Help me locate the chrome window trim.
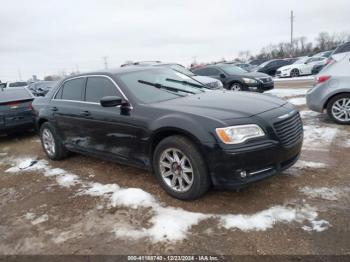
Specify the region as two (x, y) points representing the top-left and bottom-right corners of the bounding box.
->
(52, 74), (133, 109)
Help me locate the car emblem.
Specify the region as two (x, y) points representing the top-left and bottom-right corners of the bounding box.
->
(278, 110), (296, 119)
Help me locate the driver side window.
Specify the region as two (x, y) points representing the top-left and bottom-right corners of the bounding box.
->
(85, 77), (121, 103)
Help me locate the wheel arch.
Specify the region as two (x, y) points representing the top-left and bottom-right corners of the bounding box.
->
(150, 127), (204, 156)
(324, 92), (350, 110)
(37, 117), (49, 130)
(149, 127), (209, 170)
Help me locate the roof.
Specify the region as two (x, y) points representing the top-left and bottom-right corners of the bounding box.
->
(60, 66), (162, 81)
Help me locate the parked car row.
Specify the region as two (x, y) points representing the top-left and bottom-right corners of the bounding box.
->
(2, 41), (349, 200)
(0, 80), (57, 97)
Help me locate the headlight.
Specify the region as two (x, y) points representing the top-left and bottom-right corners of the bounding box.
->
(215, 124), (265, 144)
(217, 81), (223, 88)
(242, 78), (258, 84)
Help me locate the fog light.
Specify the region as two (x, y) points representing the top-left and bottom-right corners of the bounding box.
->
(239, 170), (247, 178)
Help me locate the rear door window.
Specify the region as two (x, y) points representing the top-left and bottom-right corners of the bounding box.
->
(60, 78), (85, 101)
(85, 77), (120, 103)
(194, 68), (220, 76)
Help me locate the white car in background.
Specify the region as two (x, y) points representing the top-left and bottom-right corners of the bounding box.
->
(276, 56), (327, 78)
(0, 81), (28, 89)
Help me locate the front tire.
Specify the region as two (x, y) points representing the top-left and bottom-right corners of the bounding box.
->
(290, 69), (300, 78)
(40, 122), (69, 160)
(327, 94), (350, 125)
(229, 82), (243, 91)
(153, 135), (211, 200)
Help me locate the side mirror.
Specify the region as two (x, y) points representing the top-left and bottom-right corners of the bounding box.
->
(100, 96), (123, 107)
(220, 73), (226, 79)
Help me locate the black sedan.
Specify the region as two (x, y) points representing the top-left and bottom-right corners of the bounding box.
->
(252, 59), (293, 76)
(0, 87), (35, 135)
(27, 81), (58, 97)
(32, 67), (302, 200)
(192, 64), (274, 92)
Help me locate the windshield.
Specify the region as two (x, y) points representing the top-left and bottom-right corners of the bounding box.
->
(293, 57), (309, 64)
(118, 68), (204, 104)
(256, 60), (271, 68)
(218, 65), (247, 74)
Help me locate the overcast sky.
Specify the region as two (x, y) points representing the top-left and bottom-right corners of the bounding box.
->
(1, 0), (349, 81)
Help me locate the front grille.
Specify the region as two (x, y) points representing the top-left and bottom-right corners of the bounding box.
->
(274, 112), (303, 147)
(259, 77), (272, 83)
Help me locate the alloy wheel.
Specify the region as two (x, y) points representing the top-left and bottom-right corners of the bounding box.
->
(290, 69), (299, 78)
(230, 84), (242, 91)
(331, 98), (350, 122)
(159, 148), (194, 192)
(42, 128), (56, 157)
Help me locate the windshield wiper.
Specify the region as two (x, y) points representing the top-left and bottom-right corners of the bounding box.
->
(165, 78), (206, 89)
(137, 80), (196, 95)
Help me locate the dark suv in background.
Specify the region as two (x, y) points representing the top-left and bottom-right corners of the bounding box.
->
(253, 59), (294, 76)
(192, 64), (273, 92)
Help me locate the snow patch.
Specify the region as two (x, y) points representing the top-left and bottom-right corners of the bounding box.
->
(25, 213), (49, 225)
(266, 88), (308, 98)
(5, 158), (48, 173)
(303, 125), (338, 150)
(219, 206), (296, 231)
(293, 160), (326, 169)
(300, 187), (340, 201)
(302, 220), (329, 232)
(3, 156), (330, 242)
(300, 110), (320, 119)
(288, 97), (306, 106)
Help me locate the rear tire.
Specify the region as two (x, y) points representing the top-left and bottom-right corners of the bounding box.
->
(40, 122), (69, 160)
(326, 94), (350, 125)
(153, 135), (211, 200)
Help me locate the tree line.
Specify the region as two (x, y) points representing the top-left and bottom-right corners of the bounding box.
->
(237, 31), (350, 62)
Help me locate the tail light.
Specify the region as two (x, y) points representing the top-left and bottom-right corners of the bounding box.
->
(6, 102), (19, 108)
(315, 75), (331, 84)
(324, 57), (334, 66)
(28, 102), (33, 110)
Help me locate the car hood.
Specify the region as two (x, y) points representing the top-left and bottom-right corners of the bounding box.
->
(152, 90), (287, 121)
(192, 75), (220, 84)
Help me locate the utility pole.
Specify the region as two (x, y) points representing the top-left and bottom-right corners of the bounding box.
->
(103, 56), (108, 70)
(290, 10), (294, 46)
(17, 69), (22, 81)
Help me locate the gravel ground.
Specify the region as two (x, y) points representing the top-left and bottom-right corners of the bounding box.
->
(0, 80), (349, 255)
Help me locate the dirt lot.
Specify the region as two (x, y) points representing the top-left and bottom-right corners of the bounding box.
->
(0, 79), (349, 256)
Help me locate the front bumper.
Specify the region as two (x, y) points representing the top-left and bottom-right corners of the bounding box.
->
(247, 82), (274, 93)
(204, 138), (302, 189)
(276, 70), (290, 78)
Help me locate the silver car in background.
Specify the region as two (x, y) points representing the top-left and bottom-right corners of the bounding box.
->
(306, 41), (350, 124)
